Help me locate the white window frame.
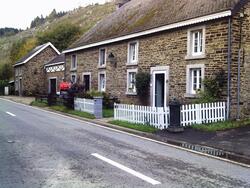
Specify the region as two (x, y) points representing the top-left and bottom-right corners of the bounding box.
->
(71, 73), (77, 84)
(99, 48), (107, 68)
(186, 64), (205, 97)
(126, 68), (138, 95)
(127, 41), (139, 65)
(48, 77), (57, 94)
(82, 72), (92, 91)
(186, 26), (206, 59)
(98, 71), (106, 92)
(71, 54), (77, 70)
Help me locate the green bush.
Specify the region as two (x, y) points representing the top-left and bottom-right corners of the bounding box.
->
(37, 22), (81, 51)
(195, 70), (226, 103)
(0, 80), (8, 95)
(135, 72), (151, 97)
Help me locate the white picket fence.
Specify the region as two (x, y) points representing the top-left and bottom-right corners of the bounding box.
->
(181, 102), (226, 126)
(74, 98), (95, 114)
(114, 102), (226, 129)
(114, 103), (169, 129)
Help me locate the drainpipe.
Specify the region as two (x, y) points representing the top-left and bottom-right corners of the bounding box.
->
(237, 49), (242, 120)
(237, 12), (244, 120)
(227, 18), (232, 120)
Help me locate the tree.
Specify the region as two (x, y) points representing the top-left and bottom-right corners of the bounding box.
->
(0, 63), (12, 81)
(37, 22), (81, 51)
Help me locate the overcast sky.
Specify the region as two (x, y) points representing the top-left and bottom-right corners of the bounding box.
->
(0, 0), (108, 29)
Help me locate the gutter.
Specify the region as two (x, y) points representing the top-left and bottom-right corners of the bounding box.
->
(63, 10), (232, 54)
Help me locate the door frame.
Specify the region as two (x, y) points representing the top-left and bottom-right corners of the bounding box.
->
(150, 66), (169, 107)
(82, 72), (92, 91)
(48, 77), (57, 94)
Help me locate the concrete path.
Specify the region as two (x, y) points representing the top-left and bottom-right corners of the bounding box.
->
(0, 96), (35, 105)
(0, 99), (250, 188)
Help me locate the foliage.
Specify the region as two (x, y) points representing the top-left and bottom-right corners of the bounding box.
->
(195, 70), (226, 103)
(37, 22), (81, 51)
(109, 120), (159, 133)
(30, 9), (67, 28)
(192, 119), (250, 132)
(135, 72), (151, 97)
(0, 63), (12, 80)
(9, 37), (37, 64)
(0, 27), (21, 37)
(30, 101), (48, 107)
(0, 80), (8, 95)
(103, 108), (114, 118)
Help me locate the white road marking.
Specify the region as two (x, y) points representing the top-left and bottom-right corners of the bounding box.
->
(91, 153), (161, 185)
(6, 112), (16, 117)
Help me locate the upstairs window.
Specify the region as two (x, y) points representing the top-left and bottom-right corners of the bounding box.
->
(99, 48), (106, 67)
(192, 30), (203, 55)
(71, 55), (77, 70)
(128, 41), (139, 64)
(186, 27), (205, 59)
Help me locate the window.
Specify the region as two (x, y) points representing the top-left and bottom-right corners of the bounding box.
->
(71, 74), (76, 83)
(98, 72), (106, 92)
(186, 64), (205, 96)
(99, 48), (106, 67)
(128, 41), (139, 64)
(127, 69), (137, 94)
(71, 55), (77, 70)
(187, 27), (205, 59)
(192, 30), (203, 55)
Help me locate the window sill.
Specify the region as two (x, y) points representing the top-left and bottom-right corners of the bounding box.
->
(126, 92), (137, 96)
(70, 68), (77, 72)
(98, 65), (106, 69)
(185, 54), (206, 60)
(184, 93), (199, 98)
(126, 62), (138, 66)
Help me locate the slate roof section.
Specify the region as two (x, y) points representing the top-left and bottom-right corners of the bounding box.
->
(44, 54), (65, 67)
(67, 0), (242, 51)
(14, 42), (60, 67)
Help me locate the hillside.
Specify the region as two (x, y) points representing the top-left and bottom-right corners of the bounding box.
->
(0, 2), (116, 65)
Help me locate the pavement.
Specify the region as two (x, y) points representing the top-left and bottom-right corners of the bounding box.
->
(0, 98), (250, 188)
(0, 95), (35, 105)
(156, 126), (250, 157)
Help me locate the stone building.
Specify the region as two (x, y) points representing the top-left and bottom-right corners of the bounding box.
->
(44, 54), (65, 95)
(63, 0), (250, 119)
(14, 42), (60, 96)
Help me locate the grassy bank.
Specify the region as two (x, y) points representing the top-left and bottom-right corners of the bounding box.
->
(192, 119), (250, 132)
(109, 120), (158, 133)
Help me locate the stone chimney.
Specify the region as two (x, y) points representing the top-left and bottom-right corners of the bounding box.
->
(115, 0), (131, 9)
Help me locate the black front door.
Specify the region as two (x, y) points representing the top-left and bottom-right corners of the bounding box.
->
(83, 75), (90, 91)
(50, 79), (57, 95)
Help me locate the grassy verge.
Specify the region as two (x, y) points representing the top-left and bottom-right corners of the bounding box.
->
(31, 101), (95, 119)
(103, 108), (114, 118)
(109, 120), (158, 133)
(192, 119), (250, 132)
(30, 100), (48, 107)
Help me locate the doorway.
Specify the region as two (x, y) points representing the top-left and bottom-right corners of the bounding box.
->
(83, 73), (91, 92)
(49, 78), (57, 95)
(151, 66), (169, 107)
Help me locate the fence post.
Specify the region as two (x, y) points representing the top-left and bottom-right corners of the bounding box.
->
(114, 103), (117, 119)
(168, 99), (184, 132)
(93, 96), (103, 119)
(196, 104), (202, 124)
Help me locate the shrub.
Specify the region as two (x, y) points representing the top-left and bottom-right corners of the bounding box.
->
(195, 70), (226, 103)
(0, 80), (8, 95)
(135, 72), (151, 97)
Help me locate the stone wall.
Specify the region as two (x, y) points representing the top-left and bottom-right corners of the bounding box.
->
(15, 46), (58, 96)
(65, 19), (230, 105)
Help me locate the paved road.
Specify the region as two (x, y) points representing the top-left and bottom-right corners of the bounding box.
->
(0, 99), (250, 188)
